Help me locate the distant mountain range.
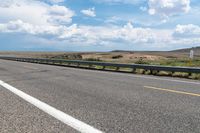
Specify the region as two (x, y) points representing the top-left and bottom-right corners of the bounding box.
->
(110, 50), (134, 53)
(171, 47), (200, 53)
(111, 47), (200, 53)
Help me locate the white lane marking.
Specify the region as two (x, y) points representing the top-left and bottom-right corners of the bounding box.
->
(0, 80), (103, 133)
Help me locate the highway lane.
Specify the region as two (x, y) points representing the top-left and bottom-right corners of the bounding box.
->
(0, 59), (200, 133)
(0, 86), (78, 133)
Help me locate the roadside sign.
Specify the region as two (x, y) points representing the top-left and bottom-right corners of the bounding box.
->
(190, 49), (194, 59)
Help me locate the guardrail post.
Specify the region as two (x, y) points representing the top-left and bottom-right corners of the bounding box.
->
(132, 68), (136, 73)
(153, 70), (159, 75)
(89, 64), (93, 68)
(188, 73), (192, 77)
(143, 69), (147, 74)
(168, 71), (174, 76)
(102, 66), (106, 70)
(149, 70), (153, 75)
(116, 67), (120, 71)
(141, 69), (145, 74)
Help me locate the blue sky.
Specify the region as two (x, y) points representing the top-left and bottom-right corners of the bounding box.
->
(0, 0), (200, 51)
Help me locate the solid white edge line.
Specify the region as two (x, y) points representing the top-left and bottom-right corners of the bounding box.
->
(0, 80), (103, 133)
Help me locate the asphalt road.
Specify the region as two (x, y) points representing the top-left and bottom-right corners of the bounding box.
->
(0, 59), (200, 133)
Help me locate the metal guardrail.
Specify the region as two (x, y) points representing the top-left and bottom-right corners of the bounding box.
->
(0, 56), (200, 75)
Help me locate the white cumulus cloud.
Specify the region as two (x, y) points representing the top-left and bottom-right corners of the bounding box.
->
(148, 0), (191, 17)
(81, 7), (96, 17)
(47, 5), (74, 25)
(0, 20), (169, 44)
(0, 19), (199, 50)
(173, 24), (200, 38)
(0, 0), (74, 26)
(0, 19), (80, 40)
(92, 0), (145, 5)
(46, 0), (65, 4)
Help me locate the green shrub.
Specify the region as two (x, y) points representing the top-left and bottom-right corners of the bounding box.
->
(84, 58), (102, 62)
(112, 55), (123, 59)
(135, 58), (150, 65)
(52, 54), (82, 60)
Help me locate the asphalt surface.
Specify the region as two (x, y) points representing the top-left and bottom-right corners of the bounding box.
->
(0, 59), (200, 133)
